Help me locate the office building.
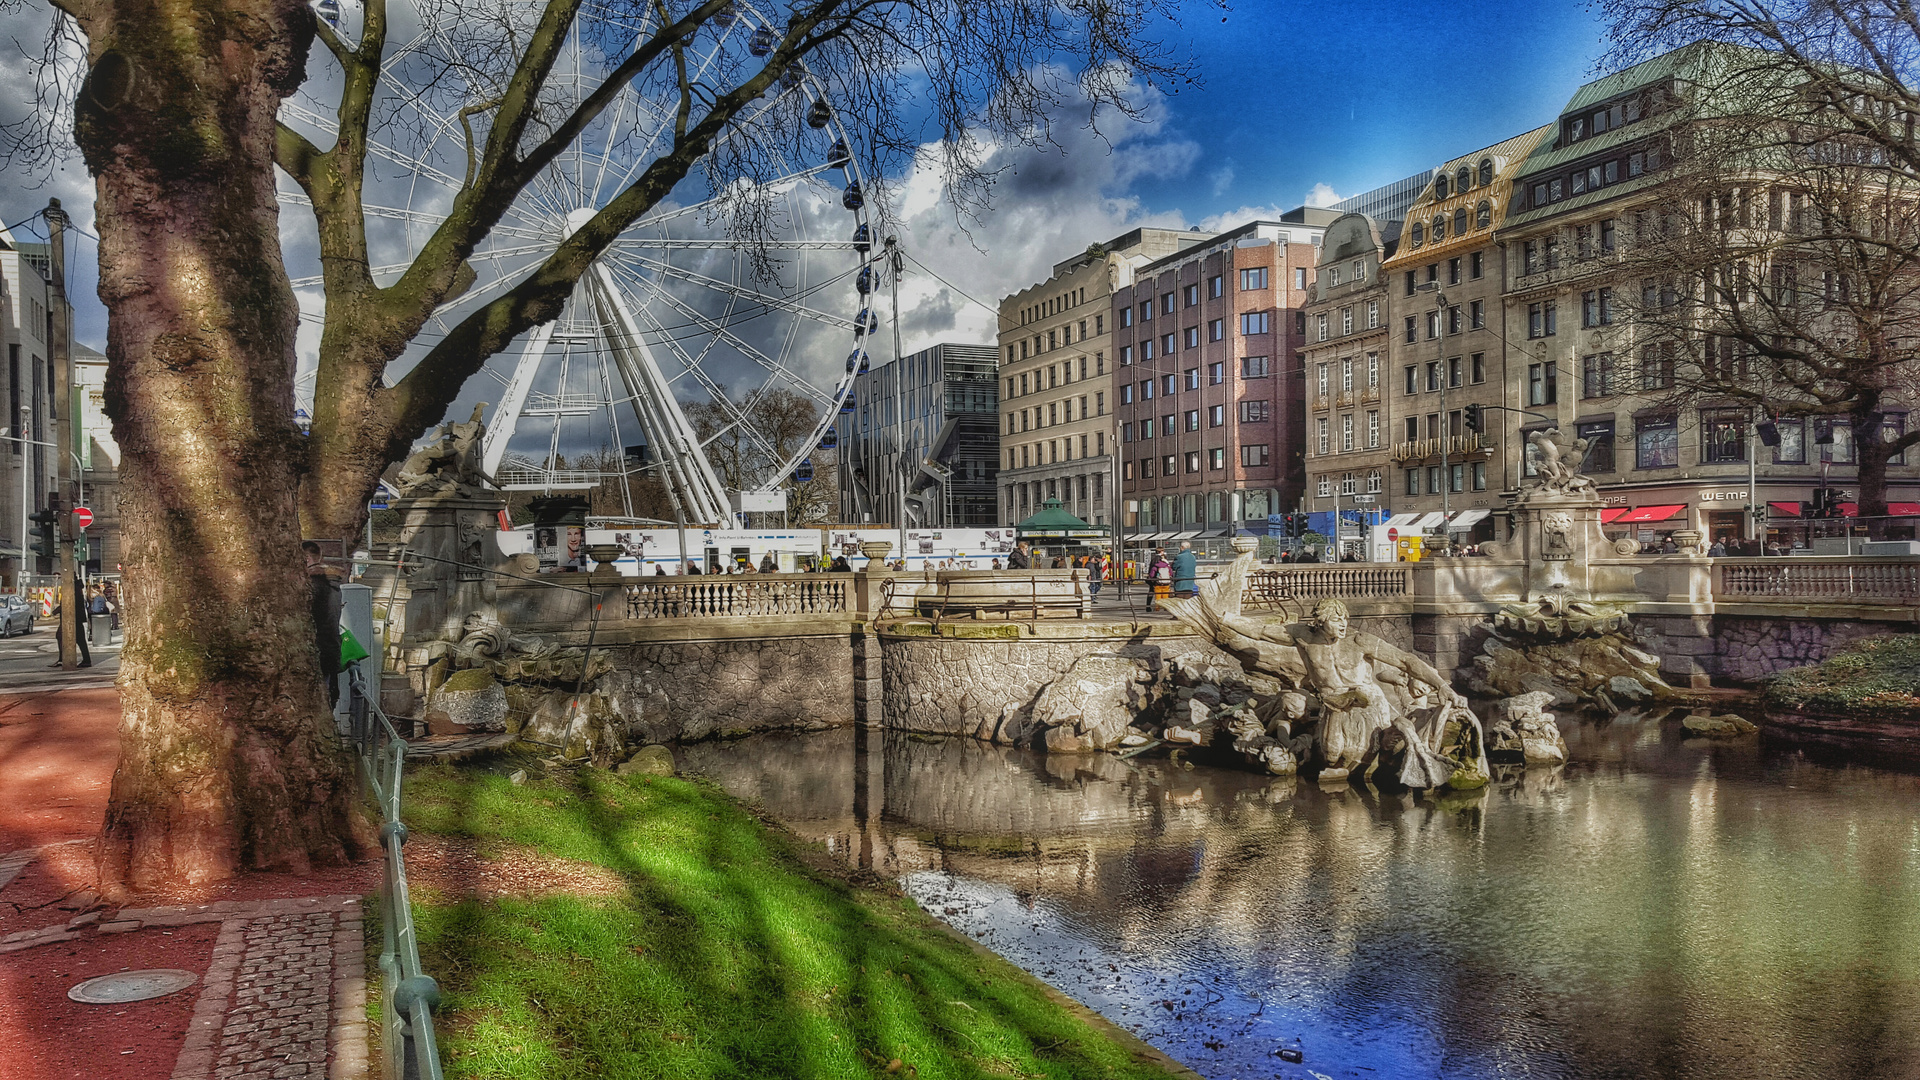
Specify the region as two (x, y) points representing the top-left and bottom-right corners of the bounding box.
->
(997, 227), (1210, 527)
(836, 342), (1000, 528)
(1114, 213), (1334, 547)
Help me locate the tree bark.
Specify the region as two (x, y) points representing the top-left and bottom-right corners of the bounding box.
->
(72, 0), (372, 896)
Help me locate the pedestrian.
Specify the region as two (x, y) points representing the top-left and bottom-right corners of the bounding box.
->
(759, 552), (777, 573)
(1007, 541), (1032, 570)
(304, 541), (339, 704)
(1148, 549), (1172, 604)
(103, 582), (119, 630)
(1172, 541), (1198, 598)
(1707, 539), (1727, 557)
(1088, 552), (1105, 598)
(991, 558), (1003, 570)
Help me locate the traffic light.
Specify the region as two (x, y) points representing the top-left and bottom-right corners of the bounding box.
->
(1463, 403), (1484, 434)
(28, 506), (56, 560)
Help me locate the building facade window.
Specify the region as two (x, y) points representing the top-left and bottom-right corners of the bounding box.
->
(1340, 413), (1354, 451)
(1582, 352), (1613, 398)
(1241, 355), (1270, 377)
(1635, 415), (1679, 468)
(1702, 411), (1747, 463)
(1317, 417), (1330, 454)
(1240, 400), (1270, 422)
(1578, 419), (1615, 472)
(1528, 362), (1558, 405)
(1241, 444), (1270, 466)
(1528, 302), (1557, 338)
(1366, 410), (1380, 447)
(1240, 267), (1267, 290)
(1242, 311), (1271, 335)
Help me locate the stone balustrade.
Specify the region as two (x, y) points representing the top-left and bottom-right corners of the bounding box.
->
(1247, 566), (1413, 606)
(1715, 557), (1920, 603)
(622, 574), (851, 619)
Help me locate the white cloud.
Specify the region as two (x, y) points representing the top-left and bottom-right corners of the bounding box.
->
(1303, 182), (1345, 209)
(1209, 164), (1235, 197)
(1195, 204), (1289, 234)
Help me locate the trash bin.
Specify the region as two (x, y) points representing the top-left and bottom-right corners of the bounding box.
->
(89, 613), (111, 645)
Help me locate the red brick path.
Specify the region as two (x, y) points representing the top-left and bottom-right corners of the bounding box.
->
(0, 689), (374, 1080)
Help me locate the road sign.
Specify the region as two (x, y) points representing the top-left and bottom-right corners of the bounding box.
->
(1387, 528), (1399, 541)
(72, 507), (93, 529)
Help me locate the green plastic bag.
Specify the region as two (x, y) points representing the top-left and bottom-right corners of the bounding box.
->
(338, 626), (370, 665)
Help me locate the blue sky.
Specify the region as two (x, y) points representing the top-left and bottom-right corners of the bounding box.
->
(1133, 0), (1610, 217)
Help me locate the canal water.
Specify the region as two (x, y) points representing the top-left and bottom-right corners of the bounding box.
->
(678, 714), (1920, 1080)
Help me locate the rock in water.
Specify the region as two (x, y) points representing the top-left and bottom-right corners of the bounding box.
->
(1681, 713), (1757, 738)
(1607, 675), (1651, 703)
(616, 744), (675, 776)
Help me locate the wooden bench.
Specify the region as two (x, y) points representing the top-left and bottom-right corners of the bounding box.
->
(914, 570), (1089, 622)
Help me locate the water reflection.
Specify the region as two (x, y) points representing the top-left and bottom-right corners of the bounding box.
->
(678, 718), (1920, 1080)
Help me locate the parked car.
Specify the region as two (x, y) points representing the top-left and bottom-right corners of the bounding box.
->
(0, 594), (35, 636)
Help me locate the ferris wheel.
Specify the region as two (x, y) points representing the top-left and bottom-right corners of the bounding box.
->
(280, 0), (876, 522)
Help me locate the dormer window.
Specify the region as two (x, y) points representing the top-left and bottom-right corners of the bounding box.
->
(1435, 173), (1450, 199)
(1478, 159), (1494, 186)
(1410, 221), (1425, 246)
(1456, 166), (1471, 192)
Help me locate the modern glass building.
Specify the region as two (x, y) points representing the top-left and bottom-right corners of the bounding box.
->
(836, 342), (1000, 527)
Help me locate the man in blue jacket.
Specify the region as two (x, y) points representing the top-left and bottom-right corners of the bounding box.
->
(1172, 541), (1199, 598)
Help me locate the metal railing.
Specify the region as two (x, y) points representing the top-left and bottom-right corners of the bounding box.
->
(623, 574), (850, 619)
(347, 667), (445, 1080)
(1715, 557), (1920, 603)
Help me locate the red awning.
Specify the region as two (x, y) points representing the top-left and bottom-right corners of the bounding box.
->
(1617, 504), (1687, 524)
(1838, 502), (1920, 517)
(1599, 508), (1630, 524)
(1768, 501), (1802, 517)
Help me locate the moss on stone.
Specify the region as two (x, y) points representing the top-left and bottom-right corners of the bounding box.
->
(1763, 635), (1920, 717)
(440, 667), (498, 693)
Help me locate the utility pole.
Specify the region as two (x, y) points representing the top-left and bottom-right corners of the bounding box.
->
(46, 199), (80, 670)
(886, 235), (907, 558)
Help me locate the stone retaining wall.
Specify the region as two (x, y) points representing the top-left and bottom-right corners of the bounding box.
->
(606, 631), (855, 742)
(1637, 612), (1912, 684)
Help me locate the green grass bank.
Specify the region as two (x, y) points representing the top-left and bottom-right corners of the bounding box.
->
(400, 762), (1192, 1080)
(1763, 634), (1920, 718)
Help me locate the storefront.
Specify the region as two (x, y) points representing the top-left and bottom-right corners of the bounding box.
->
(1596, 481), (1920, 551)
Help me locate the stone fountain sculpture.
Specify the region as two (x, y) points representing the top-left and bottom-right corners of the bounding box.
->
(1164, 557), (1490, 789)
(1466, 428), (1670, 715)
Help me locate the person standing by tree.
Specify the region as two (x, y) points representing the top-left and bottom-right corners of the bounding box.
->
(305, 541), (342, 709)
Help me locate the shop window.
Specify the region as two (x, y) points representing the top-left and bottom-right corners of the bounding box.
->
(1577, 419), (1615, 472)
(1636, 415), (1679, 468)
(1702, 411), (1747, 463)
(1772, 417), (1805, 463)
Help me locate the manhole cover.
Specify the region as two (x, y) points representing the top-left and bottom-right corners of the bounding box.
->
(67, 969), (199, 1004)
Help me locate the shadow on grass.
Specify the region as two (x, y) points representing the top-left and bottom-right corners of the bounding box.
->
(399, 760), (1181, 1079)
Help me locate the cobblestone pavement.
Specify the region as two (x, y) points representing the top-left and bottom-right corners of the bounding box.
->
(0, 879), (368, 1080)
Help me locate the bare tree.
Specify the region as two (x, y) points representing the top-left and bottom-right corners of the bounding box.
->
(4, 0), (1199, 893)
(1601, 7), (1920, 525)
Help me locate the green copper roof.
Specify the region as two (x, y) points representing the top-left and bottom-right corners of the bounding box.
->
(1016, 497), (1093, 531)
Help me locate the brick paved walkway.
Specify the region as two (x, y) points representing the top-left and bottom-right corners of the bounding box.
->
(0, 879), (368, 1080)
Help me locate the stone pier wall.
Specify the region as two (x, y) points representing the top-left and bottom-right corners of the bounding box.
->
(604, 629), (856, 743)
(1635, 611), (1917, 685)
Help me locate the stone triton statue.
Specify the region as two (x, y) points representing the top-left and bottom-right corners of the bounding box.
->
(1165, 558), (1489, 788)
(395, 402), (492, 498)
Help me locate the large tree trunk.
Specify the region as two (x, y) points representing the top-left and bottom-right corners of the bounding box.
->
(72, 0), (371, 897)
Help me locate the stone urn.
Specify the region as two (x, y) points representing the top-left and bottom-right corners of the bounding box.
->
(1230, 534), (1260, 556)
(859, 540), (893, 570)
(1671, 529), (1705, 556)
(586, 542), (624, 578)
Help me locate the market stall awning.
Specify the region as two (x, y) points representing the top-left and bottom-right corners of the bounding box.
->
(1617, 504), (1686, 524)
(1768, 501), (1802, 517)
(1446, 509), (1490, 530)
(1411, 512), (1448, 530)
(1381, 512), (1420, 528)
(1600, 507), (1630, 524)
